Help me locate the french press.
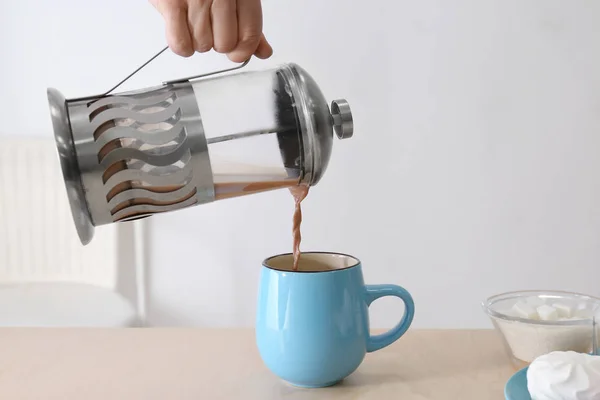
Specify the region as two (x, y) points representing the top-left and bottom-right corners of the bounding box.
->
(47, 49), (354, 245)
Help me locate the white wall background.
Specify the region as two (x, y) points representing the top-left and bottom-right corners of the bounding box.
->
(1, 0), (600, 328)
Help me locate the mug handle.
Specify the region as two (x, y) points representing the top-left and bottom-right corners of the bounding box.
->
(364, 284), (415, 353)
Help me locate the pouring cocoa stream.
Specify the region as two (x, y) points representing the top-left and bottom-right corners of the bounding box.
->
(290, 184), (309, 271)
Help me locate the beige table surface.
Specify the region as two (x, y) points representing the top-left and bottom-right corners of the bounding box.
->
(0, 329), (514, 400)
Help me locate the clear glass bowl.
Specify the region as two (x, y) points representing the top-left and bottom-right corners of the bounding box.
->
(482, 290), (600, 370)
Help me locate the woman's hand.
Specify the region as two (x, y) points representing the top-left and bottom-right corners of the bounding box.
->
(150, 0), (273, 62)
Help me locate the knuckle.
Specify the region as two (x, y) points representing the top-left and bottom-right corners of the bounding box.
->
(239, 31), (262, 46)
(193, 31), (213, 53)
(211, 0), (236, 11)
(175, 47), (194, 57)
(161, 0), (187, 13)
(171, 41), (194, 57)
(163, 0), (185, 7)
(214, 39), (236, 53)
(195, 42), (213, 53)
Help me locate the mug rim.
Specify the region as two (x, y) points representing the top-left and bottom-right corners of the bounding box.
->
(262, 251), (361, 273)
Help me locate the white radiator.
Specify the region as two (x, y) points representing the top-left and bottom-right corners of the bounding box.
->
(0, 137), (117, 287)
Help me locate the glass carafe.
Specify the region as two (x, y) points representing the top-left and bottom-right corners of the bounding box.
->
(48, 62), (354, 245)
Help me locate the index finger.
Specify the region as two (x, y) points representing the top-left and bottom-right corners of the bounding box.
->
(150, 0), (194, 57)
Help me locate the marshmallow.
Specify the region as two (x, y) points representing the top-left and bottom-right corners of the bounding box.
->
(537, 305), (559, 321)
(512, 301), (539, 319)
(552, 303), (573, 319)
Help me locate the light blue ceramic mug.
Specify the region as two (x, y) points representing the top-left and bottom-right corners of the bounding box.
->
(256, 252), (415, 388)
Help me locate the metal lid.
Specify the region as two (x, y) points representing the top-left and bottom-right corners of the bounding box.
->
(47, 88), (95, 245)
(280, 64), (353, 186)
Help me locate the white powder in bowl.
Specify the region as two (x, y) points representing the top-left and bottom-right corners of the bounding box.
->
(493, 317), (593, 363)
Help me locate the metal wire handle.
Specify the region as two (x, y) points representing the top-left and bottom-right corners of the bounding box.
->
(92, 45), (250, 103)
